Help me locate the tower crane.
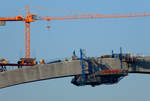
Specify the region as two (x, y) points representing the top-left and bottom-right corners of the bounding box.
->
(0, 6), (150, 63)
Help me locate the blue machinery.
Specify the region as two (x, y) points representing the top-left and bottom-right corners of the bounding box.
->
(71, 48), (127, 87)
(80, 49), (87, 80)
(73, 49), (100, 79)
(119, 47), (123, 69)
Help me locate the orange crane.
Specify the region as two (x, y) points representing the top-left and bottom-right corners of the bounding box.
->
(0, 6), (150, 60)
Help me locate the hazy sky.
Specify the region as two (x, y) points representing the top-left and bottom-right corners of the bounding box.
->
(0, 0), (150, 101)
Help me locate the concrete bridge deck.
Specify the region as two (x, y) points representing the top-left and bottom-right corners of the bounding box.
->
(0, 57), (150, 88)
(0, 60), (82, 88)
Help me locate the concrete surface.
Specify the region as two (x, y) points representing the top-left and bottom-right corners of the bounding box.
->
(0, 60), (82, 88)
(1, 57), (150, 88)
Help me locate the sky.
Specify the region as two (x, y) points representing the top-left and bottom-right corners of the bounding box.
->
(0, 0), (150, 101)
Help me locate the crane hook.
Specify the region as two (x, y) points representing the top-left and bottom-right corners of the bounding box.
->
(46, 20), (51, 30)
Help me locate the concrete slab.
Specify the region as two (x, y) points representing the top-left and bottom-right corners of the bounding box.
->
(0, 60), (82, 88)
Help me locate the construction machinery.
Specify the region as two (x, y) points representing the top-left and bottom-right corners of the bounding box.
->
(39, 59), (45, 64)
(71, 48), (150, 87)
(0, 58), (8, 72)
(71, 49), (128, 87)
(0, 58), (8, 64)
(0, 6), (150, 61)
(0, 57), (36, 70)
(18, 58), (37, 65)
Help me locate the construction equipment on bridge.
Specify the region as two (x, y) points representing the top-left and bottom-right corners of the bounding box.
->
(0, 58), (37, 70)
(0, 49), (150, 87)
(0, 58), (8, 72)
(18, 58), (37, 65)
(71, 49), (128, 87)
(39, 59), (45, 64)
(0, 6), (150, 61)
(47, 60), (62, 64)
(0, 58), (8, 64)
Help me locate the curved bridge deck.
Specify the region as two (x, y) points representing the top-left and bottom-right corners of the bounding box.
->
(1, 57), (150, 88)
(0, 60), (82, 88)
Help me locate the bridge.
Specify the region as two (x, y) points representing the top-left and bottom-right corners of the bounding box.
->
(0, 55), (150, 88)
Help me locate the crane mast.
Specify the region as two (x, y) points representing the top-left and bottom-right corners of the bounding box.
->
(25, 6), (30, 58)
